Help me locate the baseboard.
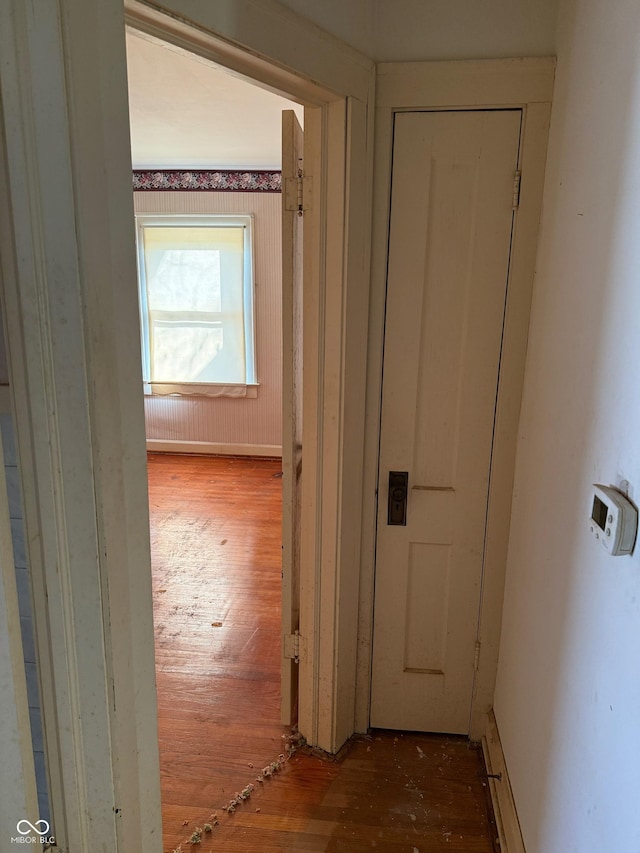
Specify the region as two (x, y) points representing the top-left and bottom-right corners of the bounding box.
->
(482, 711), (526, 853)
(146, 439), (282, 457)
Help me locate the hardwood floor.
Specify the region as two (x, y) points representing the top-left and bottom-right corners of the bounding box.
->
(147, 453), (498, 853)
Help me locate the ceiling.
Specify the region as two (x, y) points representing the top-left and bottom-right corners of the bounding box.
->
(126, 30), (303, 170)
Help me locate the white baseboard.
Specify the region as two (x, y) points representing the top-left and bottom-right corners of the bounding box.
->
(482, 710), (526, 853)
(146, 439), (282, 458)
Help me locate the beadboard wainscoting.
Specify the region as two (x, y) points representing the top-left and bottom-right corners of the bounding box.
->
(134, 190), (282, 456)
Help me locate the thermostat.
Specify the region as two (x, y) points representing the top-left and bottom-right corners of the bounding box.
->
(588, 484), (638, 556)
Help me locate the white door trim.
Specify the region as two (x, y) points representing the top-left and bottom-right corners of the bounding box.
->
(357, 57), (554, 739)
(0, 2), (159, 848)
(125, 0), (373, 105)
(0, 1), (373, 847)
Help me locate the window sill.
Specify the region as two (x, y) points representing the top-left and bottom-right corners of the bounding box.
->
(144, 382), (259, 399)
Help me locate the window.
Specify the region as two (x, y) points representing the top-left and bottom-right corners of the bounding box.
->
(135, 215), (257, 396)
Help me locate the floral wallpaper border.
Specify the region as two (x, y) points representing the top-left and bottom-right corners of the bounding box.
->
(132, 170), (282, 192)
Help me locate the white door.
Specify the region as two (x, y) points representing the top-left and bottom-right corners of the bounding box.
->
(371, 109), (521, 733)
(281, 110), (304, 725)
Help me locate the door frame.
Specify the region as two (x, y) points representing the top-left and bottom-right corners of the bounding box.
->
(357, 58), (555, 740)
(124, 0), (376, 755)
(0, 0), (374, 849)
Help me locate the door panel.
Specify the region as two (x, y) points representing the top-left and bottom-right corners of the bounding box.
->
(371, 110), (521, 733)
(281, 109), (303, 725)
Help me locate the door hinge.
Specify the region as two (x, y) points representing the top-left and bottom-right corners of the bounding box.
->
(284, 167), (313, 216)
(283, 630), (301, 664)
(512, 170), (522, 209)
(473, 640), (481, 672)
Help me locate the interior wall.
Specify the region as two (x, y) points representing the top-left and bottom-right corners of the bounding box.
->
(493, 0), (640, 850)
(276, 0), (559, 61)
(134, 190), (282, 453)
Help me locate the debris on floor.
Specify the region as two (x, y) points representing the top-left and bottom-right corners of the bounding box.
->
(171, 730), (305, 853)
(187, 827), (202, 844)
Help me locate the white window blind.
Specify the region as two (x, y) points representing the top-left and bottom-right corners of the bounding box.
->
(136, 215), (256, 396)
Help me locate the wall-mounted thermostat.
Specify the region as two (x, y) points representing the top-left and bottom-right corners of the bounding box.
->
(588, 484), (638, 556)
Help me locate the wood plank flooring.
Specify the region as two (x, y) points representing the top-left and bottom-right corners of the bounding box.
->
(147, 453), (498, 853)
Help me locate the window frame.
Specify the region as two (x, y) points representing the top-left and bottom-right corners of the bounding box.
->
(135, 213), (258, 397)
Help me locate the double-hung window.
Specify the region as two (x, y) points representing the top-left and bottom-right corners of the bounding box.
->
(135, 215), (257, 396)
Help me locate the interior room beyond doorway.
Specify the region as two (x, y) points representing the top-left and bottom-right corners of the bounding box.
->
(126, 28), (303, 849)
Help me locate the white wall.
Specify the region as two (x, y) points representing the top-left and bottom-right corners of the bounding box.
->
(134, 190), (282, 453)
(494, 1), (640, 851)
(277, 0), (559, 61)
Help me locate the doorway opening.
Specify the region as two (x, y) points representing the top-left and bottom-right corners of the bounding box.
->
(0, 0), (376, 842)
(125, 28), (303, 847)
